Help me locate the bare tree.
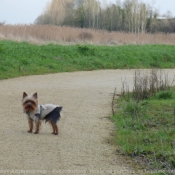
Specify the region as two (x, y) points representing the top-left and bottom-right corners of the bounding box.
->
(35, 0), (73, 25)
(35, 0), (174, 33)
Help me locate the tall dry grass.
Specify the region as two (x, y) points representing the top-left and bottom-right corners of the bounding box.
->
(121, 69), (173, 102)
(0, 24), (175, 45)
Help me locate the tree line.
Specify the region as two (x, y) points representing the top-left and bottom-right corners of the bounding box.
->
(35, 0), (175, 33)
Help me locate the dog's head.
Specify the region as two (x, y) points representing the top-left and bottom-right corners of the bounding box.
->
(22, 92), (38, 112)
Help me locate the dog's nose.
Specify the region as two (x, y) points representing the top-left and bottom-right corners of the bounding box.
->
(27, 102), (32, 106)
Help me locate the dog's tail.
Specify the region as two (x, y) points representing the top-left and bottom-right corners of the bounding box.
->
(58, 106), (63, 120)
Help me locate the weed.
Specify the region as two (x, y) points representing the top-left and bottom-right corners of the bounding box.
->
(122, 69), (171, 102)
(123, 99), (141, 119)
(77, 45), (95, 56)
(0, 43), (4, 53)
(156, 91), (173, 99)
(78, 32), (93, 41)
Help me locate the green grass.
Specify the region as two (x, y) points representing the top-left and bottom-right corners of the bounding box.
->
(112, 88), (175, 173)
(0, 40), (175, 79)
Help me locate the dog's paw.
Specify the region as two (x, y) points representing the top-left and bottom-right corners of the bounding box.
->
(52, 132), (58, 135)
(28, 130), (32, 133)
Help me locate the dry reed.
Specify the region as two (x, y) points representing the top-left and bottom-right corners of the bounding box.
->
(0, 25), (175, 45)
(121, 69), (172, 102)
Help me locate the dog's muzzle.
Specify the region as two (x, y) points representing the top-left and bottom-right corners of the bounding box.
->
(23, 100), (37, 112)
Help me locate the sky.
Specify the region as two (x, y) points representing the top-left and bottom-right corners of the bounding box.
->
(0, 0), (174, 24)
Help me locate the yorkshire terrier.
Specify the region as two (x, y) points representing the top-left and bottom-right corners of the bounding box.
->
(22, 92), (62, 135)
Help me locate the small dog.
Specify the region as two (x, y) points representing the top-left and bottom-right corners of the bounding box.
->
(22, 92), (62, 135)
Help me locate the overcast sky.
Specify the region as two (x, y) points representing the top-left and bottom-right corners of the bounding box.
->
(0, 0), (174, 24)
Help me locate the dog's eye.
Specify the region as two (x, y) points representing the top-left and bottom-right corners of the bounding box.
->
(24, 101), (28, 105)
(24, 101), (36, 105)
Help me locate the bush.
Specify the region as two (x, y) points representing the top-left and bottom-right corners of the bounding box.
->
(157, 91), (173, 99)
(78, 32), (93, 41)
(123, 100), (141, 118)
(77, 45), (95, 56)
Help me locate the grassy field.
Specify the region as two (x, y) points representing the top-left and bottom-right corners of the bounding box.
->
(0, 40), (175, 80)
(0, 25), (175, 45)
(112, 70), (175, 174)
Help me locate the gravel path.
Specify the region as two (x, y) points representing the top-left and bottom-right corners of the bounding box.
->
(0, 70), (174, 175)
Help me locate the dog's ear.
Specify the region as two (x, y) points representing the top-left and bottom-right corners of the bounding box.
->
(23, 92), (28, 99)
(33, 92), (38, 99)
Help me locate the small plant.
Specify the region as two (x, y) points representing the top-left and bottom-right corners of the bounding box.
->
(77, 45), (95, 56)
(123, 100), (141, 119)
(78, 32), (93, 41)
(133, 71), (150, 101)
(0, 43), (4, 53)
(156, 91), (173, 99)
(121, 79), (130, 100)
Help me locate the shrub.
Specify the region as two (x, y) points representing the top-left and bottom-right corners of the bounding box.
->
(123, 100), (141, 119)
(157, 91), (173, 99)
(78, 32), (93, 41)
(77, 45), (95, 56)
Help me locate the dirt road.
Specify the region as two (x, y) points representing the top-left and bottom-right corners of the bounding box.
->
(0, 70), (174, 175)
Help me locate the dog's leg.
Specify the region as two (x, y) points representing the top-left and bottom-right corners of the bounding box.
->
(49, 121), (55, 134)
(34, 121), (41, 134)
(28, 119), (33, 133)
(52, 123), (59, 135)
(50, 121), (58, 135)
(54, 124), (59, 135)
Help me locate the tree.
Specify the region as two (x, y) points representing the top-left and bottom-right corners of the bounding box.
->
(35, 0), (174, 33)
(35, 0), (73, 25)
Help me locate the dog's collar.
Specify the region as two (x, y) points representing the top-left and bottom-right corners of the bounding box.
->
(39, 105), (43, 117)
